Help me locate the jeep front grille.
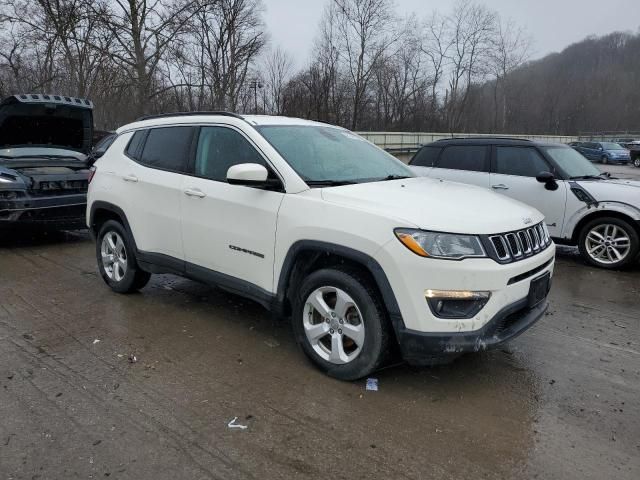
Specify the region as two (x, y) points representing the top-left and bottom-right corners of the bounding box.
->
(488, 222), (551, 262)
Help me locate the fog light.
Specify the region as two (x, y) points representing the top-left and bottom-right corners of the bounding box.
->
(425, 290), (490, 319)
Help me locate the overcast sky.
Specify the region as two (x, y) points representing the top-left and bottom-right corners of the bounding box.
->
(263, 0), (640, 68)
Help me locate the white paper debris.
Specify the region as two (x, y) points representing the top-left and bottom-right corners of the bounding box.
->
(227, 417), (248, 430)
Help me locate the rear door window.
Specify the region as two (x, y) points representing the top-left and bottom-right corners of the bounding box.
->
(410, 146), (441, 167)
(436, 145), (489, 172)
(494, 146), (551, 177)
(139, 126), (195, 173)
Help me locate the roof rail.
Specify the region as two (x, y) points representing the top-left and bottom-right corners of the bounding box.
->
(136, 111), (244, 121)
(435, 136), (532, 142)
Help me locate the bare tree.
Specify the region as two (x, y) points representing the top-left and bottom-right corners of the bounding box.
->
(99, 0), (199, 116)
(262, 46), (293, 115)
(330, 0), (396, 129)
(443, 0), (497, 132)
(488, 18), (531, 131)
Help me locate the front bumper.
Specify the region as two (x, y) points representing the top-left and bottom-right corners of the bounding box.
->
(374, 237), (556, 362)
(0, 192), (87, 226)
(397, 297), (549, 365)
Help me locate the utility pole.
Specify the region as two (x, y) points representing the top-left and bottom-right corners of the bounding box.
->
(248, 79), (263, 113)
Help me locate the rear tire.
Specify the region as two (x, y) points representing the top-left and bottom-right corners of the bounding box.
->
(291, 266), (391, 381)
(578, 217), (639, 269)
(96, 220), (151, 293)
(634, 157), (640, 168)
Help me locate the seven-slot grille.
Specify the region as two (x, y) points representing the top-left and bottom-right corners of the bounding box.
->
(488, 222), (551, 262)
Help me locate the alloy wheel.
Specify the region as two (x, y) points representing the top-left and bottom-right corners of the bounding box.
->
(303, 286), (365, 364)
(101, 231), (128, 281)
(584, 223), (631, 265)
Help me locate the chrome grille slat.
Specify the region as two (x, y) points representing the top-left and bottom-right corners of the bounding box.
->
(488, 222), (549, 263)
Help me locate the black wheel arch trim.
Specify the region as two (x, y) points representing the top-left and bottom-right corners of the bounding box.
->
(89, 201), (138, 248)
(276, 240), (403, 321)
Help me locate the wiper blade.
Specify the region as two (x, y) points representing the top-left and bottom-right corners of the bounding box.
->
(381, 174), (411, 181)
(305, 180), (357, 187)
(569, 175), (604, 180)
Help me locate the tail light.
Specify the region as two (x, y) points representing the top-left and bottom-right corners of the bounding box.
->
(88, 166), (96, 184)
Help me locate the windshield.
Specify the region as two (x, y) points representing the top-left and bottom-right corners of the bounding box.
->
(542, 146), (602, 178)
(601, 142), (624, 150)
(256, 125), (413, 184)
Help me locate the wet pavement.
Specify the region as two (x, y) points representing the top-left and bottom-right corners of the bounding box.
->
(0, 230), (638, 479)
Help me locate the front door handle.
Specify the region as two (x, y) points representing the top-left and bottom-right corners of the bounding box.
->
(123, 174), (138, 183)
(184, 188), (206, 198)
(491, 184), (509, 190)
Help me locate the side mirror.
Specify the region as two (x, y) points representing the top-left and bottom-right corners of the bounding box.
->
(536, 171), (558, 191)
(227, 163), (281, 189)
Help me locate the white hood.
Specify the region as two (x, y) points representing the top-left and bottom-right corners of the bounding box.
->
(320, 177), (543, 234)
(576, 179), (640, 208)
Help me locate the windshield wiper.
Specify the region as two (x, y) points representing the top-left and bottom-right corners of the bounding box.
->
(569, 174), (605, 180)
(305, 180), (358, 187)
(380, 174), (411, 181)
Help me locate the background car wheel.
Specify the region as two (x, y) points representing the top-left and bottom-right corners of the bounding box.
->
(97, 220), (151, 293)
(634, 157), (640, 168)
(578, 217), (639, 269)
(600, 155), (608, 164)
(292, 266), (391, 381)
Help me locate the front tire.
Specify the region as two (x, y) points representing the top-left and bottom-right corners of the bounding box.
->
(96, 220), (151, 293)
(634, 157), (640, 168)
(291, 266), (391, 381)
(578, 217), (639, 269)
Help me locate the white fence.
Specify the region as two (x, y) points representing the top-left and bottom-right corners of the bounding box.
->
(357, 131), (579, 152)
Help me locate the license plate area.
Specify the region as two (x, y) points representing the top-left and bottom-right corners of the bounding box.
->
(528, 272), (550, 308)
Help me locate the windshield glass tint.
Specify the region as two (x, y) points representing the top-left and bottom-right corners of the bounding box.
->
(601, 142), (624, 150)
(256, 125), (413, 183)
(542, 146), (601, 177)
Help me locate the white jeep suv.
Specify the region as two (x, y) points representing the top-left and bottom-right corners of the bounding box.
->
(87, 113), (555, 380)
(410, 138), (640, 269)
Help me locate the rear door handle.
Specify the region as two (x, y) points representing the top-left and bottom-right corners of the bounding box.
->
(122, 174), (138, 183)
(491, 184), (509, 190)
(184, 188), (206, 198)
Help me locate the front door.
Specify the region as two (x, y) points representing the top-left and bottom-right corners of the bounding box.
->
(489, 145), (567, 238)
(180, 125), (284, 293)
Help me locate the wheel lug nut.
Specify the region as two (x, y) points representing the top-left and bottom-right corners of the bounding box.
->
(339, 319), (344, 324)
(326, 318), (330, 323)
(338, 329), (342, 334)
(330, 329), (334, 334)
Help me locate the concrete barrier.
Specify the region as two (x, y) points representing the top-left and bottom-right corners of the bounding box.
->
(357, 131), (579, 157)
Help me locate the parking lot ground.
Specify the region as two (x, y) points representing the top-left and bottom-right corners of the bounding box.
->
(0, 230), (638, 480)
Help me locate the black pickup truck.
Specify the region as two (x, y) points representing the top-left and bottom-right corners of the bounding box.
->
(0, 94), (94, 228)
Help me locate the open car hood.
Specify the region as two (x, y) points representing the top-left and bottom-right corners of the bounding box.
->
(0, 94), (94, 154)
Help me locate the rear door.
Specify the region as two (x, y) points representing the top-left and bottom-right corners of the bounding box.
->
(427, 144), (491, 188)
(120, 126), (195, 261)
(489, 145), (567, 238)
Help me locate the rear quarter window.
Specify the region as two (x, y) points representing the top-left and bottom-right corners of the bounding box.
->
(125, 130), (146, 160)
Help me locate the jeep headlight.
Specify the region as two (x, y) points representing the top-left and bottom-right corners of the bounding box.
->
(395, 229), (486, 259)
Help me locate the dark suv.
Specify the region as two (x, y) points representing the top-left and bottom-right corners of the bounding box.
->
(0, 94), (94, 228)
(409, 137), (640, 269)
